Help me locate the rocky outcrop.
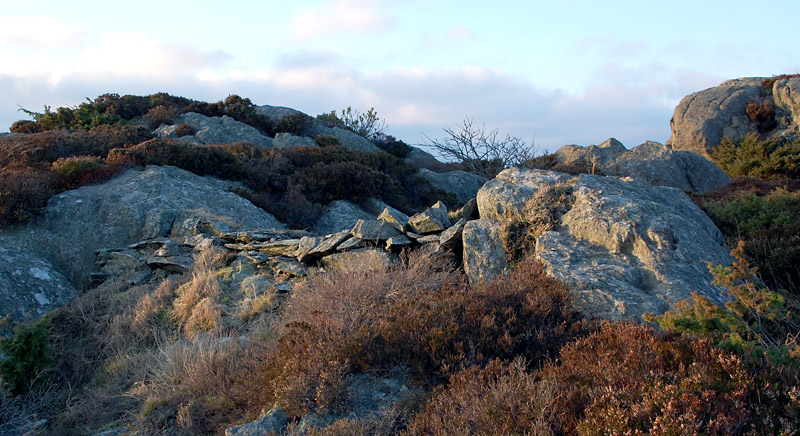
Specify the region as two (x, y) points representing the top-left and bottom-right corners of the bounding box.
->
(156, 112), (274, 148)
(551, 138), (730, 193)
(256, 105), (381, 153)
(0, 244), (77, 330)
(667, 76), (800, 158)
(2, 165), (285, 286)
(464, 168), (732, 322)
(419, 169), (487, 203)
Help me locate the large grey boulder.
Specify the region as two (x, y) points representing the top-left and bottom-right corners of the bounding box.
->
(551, 138), (730, 193)
(256, 105), (381, 153)
(464, 168), (732, 322)
(156, 112), (273, 148)
(313, 200), (376, 235)
(667, 76), (800, 158)
(0, 244), (77, 330)
(3, 165), (285, 286)
(273, 132), (317, 149)
(667, 78), (764, 158)
(419, 169), (487, 203)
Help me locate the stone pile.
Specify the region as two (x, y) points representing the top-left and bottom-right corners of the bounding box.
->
(90, 199), (481, 296)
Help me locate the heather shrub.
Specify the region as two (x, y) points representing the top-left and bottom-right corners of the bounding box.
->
(274, 113), (313, 136)
(185, 94), (275, 136)
(761, 73), (800, 90)
(745, 99), (778, 133)
(372, 133), (413, 159)
(175, 123), (197, 137)
(712, 132), (800, 179)
(268, 251), (584, 416)
(405, 359), (555, 435)
(0, 124), (153, 168)
(0, 166), (53, 226)
(143, 104), (179, 129)
(9, 119), (40, 134)
(502, 183), (574, 262)
(314, 134), (340, 147)
(51, 156), (117, 190)
(408, 322), (797, 435)
(537, 322), (762, 435)
(108, 139), (249, 182)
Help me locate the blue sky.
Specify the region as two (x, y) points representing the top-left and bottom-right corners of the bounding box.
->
(2, 0), (799, 152)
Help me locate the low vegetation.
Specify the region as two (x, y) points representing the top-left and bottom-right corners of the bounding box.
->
(712, 132), (800, 180)
(4, 241), (799, 435)
(0, 94), (455, 229)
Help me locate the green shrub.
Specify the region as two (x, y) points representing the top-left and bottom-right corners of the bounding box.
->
(51, 156), (117, 190)
(185, 95), (275, 137)
(316, 106), (387, 139)
(698, 186), (800, 293)
(712, 132), (800, 179)
(0, 318), (52, 395)
(647, 242), (800, 365)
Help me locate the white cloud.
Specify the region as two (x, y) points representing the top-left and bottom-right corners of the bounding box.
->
(0, 15), (82, 48)
(289, 0), (395, 41)
(446, 26), (478, 43)
(77, 32), (231, 78)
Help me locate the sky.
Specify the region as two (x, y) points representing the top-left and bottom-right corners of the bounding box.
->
(2, 0), (799, 153)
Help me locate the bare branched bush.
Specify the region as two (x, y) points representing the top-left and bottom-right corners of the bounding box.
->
(423, 117), (539, 178)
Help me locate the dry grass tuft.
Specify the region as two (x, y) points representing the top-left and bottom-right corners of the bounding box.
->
(171, 249), (231, 340)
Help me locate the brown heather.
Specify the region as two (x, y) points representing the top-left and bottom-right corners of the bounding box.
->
(264, 249), (586, 418)
(409, 323), (799, 435)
